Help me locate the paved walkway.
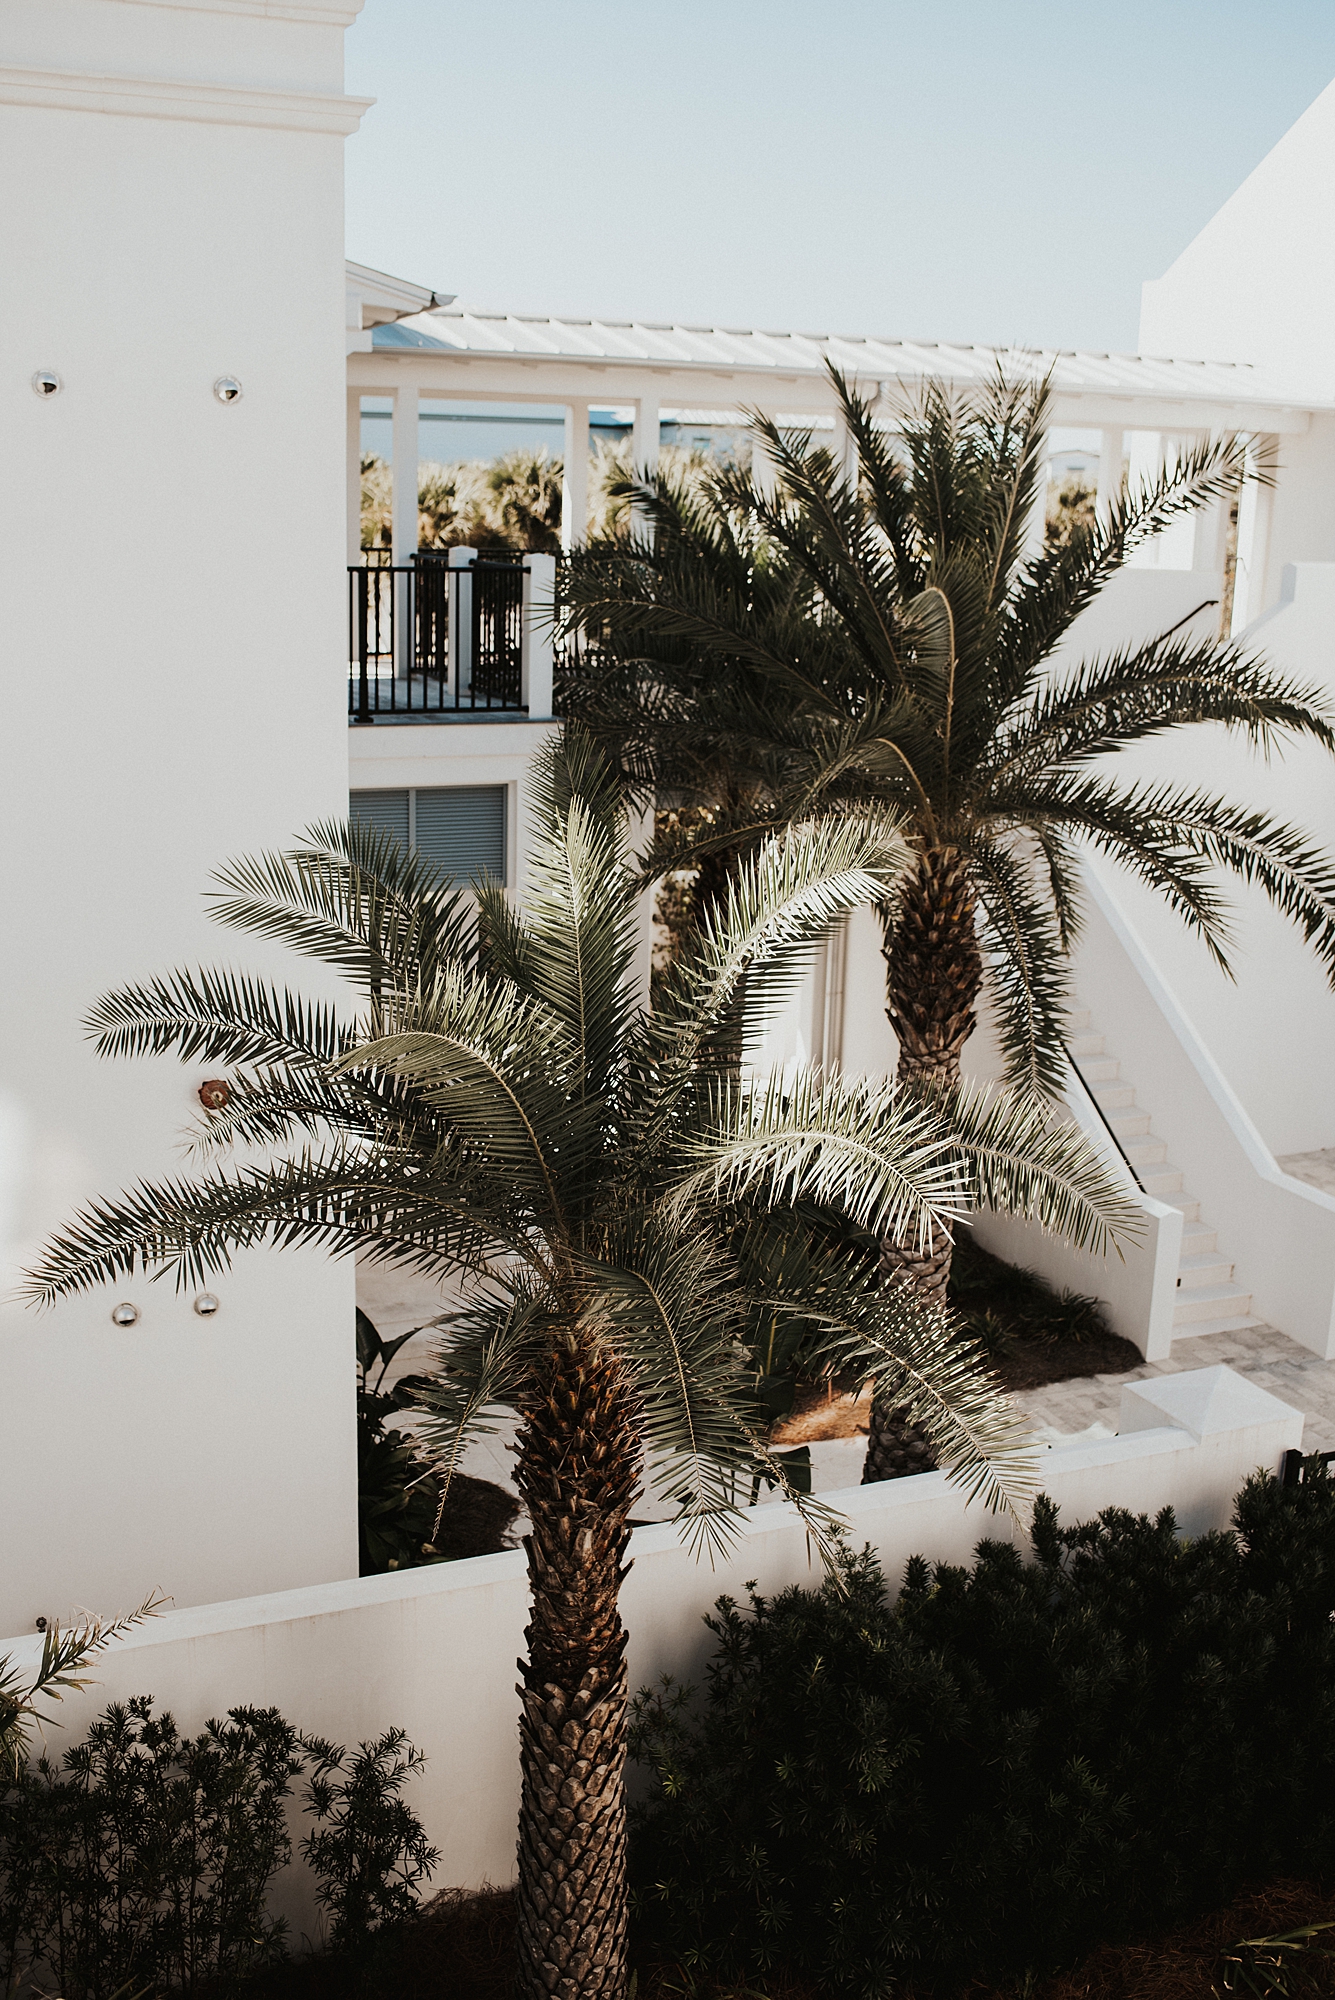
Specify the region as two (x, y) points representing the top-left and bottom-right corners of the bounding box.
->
(1016, 1148), (1335, 1454)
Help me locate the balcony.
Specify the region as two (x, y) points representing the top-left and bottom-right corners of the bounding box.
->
(347, 547), (555, 723)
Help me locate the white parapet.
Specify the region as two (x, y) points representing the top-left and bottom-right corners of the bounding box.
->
(0, 1366), (1302, 1915)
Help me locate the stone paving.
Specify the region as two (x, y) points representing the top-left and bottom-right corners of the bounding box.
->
(1015, 1148), (1335, 1455)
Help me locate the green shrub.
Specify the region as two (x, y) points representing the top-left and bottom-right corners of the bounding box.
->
(300, 1728), (440, 1951)
(0, 1698), (299, 1998)
(630, 1465), (1335, 1993)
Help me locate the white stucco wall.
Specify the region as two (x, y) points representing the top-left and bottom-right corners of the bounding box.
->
(0, 0), (370, 1636)
(1139, 73), (1335, 401)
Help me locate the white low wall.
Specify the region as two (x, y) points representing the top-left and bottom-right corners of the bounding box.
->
(0, 1367), (1300, 1933)
(1078, 860), (1335, 1359)
(972, 1059), (1183, 1363)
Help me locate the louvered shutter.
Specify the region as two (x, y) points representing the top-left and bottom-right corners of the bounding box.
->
(349, 789), (410, 847)
(414, 785), (506, 885)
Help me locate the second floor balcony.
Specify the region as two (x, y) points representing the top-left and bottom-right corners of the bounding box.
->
(348, 546), (555, 723)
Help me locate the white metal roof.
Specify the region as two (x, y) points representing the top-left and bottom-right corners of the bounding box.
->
(364, 300), (1326, 419)
(374, 304), (1322, 412)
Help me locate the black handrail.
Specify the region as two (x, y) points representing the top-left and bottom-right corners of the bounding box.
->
(1061, 1034), (1148, 1195)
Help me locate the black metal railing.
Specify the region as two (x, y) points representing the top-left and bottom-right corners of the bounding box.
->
(347, 553), (528, 721)
(1281, 1448), (1335, 1488)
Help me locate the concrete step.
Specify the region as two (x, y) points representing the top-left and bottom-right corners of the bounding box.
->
(1106, 1108), (1153, 1138)
(1171, 1312), (1265, 1343)
(1082, 1056), (1120, 1083)
(1173, 1281), (1253, 1327)
(1091, 1082), (1137, 1110)
(1176, 1250), (1235, 1290)
(1068, 1009), (1091, 1031)
(1165, 1190), (1200, 1220)
(1069, 1032), (1106, 1057)
(1124, 1136), (1168, 1166)
(1180, 1219), (1218, 1254)
(1143, 1164), (1186, 1196)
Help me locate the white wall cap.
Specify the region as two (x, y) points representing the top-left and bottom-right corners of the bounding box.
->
(0, 62), (372, 133)
(1119, 1364), (1303, 1443)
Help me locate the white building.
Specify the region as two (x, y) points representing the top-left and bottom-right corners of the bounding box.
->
(4, 8), (1335, 1644)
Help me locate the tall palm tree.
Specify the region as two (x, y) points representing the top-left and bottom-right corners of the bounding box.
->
(25, 733), (1133, 2000)
(560, 368), (1335, 1472)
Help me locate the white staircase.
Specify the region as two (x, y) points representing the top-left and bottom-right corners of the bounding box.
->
(1067, 1009), (1262, 1342)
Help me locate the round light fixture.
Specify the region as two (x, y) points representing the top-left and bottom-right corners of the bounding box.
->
(213, 376), (242, 404)
(193, 1293), (221, 1318)
(110, 1301), (141, 1327)
(32, 370), (62, 398)
(198, 1078), (230, 1110)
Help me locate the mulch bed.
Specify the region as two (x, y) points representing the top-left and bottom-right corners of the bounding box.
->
(227, 1876), (1335, 2000)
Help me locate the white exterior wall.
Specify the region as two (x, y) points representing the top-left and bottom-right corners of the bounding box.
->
(0, 0), (370, 1636)
(0, 1366), (1300, 1917)
(1139, 75), (1335, 401)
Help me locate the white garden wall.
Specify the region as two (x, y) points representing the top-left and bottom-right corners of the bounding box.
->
(0, 1367), (1300, 1930)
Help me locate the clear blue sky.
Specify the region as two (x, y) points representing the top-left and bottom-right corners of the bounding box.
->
(345, 1), (1335, 356)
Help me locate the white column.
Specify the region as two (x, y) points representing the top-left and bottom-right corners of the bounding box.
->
(751, 423), (776, 501)
(631, 393), (660, 544)
(1232, 435), (1277, 635)
(1095, 428), (1123, 526)
(391, 383), (419, 563)
(346, 389), (363, 563)
(632, 394), (660, 480)
(1125, 432), (1162, 568)
(447, 544), (476, 692)
(562, 400), (589, 553)
(522, 551), (556, 718)
(1022, 439), (1052, 561)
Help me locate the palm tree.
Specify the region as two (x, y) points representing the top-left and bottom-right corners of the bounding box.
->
(560, 368), (1335, 1470)
(25, 732), (1133, 2000)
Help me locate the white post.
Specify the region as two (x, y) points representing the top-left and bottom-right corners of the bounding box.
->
(751, 422), (776, 501)
(632, 393), (660, 481)
(391, 384), (418, 563)
(523, 551), (556, 719)
(631, 393), (660, 544)
(1022, 439), (1051, 563)
(347, 390), (363, 564)
(562, 400), (589, 553)
(1125, 432), (1162, 568)
(1231, 435), (1277, 635)
(1095, 427), (1123, 526)
(392, 384), (419, 679)
(447, 544), (475, 693)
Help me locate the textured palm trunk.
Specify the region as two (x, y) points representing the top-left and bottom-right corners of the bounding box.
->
(864, 845), (984, 1484)
(513, 1336), (638, 2000)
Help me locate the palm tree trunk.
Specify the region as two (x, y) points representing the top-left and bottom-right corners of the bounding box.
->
(513, 1337), (637, 2000)
(864, 846), (983, 1484)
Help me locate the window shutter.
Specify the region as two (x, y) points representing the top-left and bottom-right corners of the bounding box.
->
(414, 785), (506, 885)
(349, 789), (409, 847)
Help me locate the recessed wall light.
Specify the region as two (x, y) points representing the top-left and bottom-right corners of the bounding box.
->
(213, 376), (242, 404)
(193, 1293), (221, 1318)
(32, 371), (62, 398)
(111, 1302), (141, 1327)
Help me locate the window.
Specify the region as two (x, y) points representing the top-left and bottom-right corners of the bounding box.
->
(350, 785), (507, 886)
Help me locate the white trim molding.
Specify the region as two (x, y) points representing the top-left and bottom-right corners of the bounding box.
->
(102, 0), (366, 23)
(0, 64), (373, 134)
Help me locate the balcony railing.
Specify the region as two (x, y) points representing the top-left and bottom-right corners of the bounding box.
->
(348, 551), (529, 721)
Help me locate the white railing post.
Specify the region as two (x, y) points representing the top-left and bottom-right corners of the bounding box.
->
(523, 552), (556, 718)
(447, 545), (475, 695)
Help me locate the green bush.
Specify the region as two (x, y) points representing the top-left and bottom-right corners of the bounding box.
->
(0, 1698), (440, 1997)
(630, 1465), (1335, 1993)
(0, 1699), (299, 1998)
(300, 1728), (441, 1952)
